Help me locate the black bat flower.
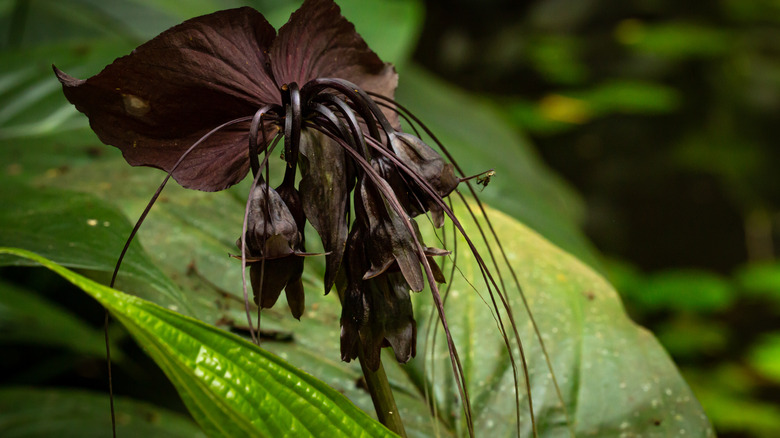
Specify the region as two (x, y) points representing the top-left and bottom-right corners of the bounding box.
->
(52, 2), (567, 435)
(237, 182), (306, 320)
(54, 0), (459, 369)
(54, 0), (397, 191)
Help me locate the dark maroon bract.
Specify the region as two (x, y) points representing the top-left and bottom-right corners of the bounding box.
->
(54, 0), (396, 192)
(55, 0), (460, 371)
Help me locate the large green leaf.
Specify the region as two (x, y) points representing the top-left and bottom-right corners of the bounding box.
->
(406, 202), (715, 436)
(0, 248), (396, 438)
(0, 173), (714, 436)
(0, 184), (189, 315)
(0, 387), (206, 438)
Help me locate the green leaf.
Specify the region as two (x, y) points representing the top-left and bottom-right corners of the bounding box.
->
(575, 80), (680, 114)
(685, 366), (780, 437)
(0, 248), (396, 438)
(5, 141), (712, 436)
(616, 21), (732, 58)
(0, 387), (206, 438)
(748, 333), (780, 383)
(631, 270), (735, 313)
(503, 81), (679, 137)
(606, 260), (737, 314)
(0, 280), (114, 359)
(655, 316), (728, 359)
(527, 35), (588, 85)
(0, 168), (714, 436)
(406, 202), (715, 436)
(0, 0), (221, 46)
(735, 261), (780, 303)
(51, 159), (709, 435)
(0, 183), (189, 315)
(338, 0), (423, 67)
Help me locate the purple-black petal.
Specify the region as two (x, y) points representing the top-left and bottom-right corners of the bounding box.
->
(365, 273), (417, 366)
(270, 0), (398, 100)
(54, 8), (280, 191)
(390, 133), (459, 227)
(240, 183), (305, 316)
(299, 131), (349, 294)
(339, 226), (369, 362)
(357, 178), (425, 292)
(243, 184), (301, 258)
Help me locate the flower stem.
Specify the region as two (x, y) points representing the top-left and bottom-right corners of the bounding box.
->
(357, 347), (407, 437)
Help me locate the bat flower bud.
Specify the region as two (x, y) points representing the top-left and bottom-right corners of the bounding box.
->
(237, 183), (306, 319)
(390, 133), (460, 227)
(337, 177), (449, 369)
(356, 177), (425, 292)
(339, 226), (417, 371)
(357, 176), (449, 286)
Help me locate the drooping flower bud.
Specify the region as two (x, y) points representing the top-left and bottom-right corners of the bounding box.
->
(391, 133), (460, 227)
(239, 183), (306, 319)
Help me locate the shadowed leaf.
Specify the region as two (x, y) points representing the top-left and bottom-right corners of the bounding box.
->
(0, 387), (206, 438)
(0, 248), (397, 438)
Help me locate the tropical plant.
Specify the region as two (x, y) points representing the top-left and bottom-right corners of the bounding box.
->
(0, 1), (714, 437)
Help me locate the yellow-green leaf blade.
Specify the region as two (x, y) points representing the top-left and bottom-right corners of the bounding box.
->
(0, 247), (396, 438)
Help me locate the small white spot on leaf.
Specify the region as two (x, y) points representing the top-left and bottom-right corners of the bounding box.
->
(122, 94), (151, 117)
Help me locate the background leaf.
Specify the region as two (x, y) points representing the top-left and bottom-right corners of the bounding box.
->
(0, 184), (189, 315)
(0, 185), (715, 436)
(0, 248), (397, 438)
(0, 387), (206, 438)
(0, 280), (112, 359)
(405, 202), (714, 436)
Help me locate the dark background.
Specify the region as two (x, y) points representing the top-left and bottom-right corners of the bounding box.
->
(413, 1), (780, 437)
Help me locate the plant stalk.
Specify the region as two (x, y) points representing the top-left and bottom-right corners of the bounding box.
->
(357, 346), (407, 437)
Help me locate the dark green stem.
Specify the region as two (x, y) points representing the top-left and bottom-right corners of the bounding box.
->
(357, 347), (407, 437)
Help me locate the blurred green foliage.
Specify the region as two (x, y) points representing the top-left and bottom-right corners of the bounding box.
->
(415, 0), (780, 436)
(606, 256), (780, 437)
